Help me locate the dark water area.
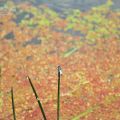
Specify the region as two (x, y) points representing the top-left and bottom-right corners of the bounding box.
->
(13, 0), (120, 12)
(14, 11), (34, 24)
(4, 32), (15, 40)
(22, 37), (41, 47)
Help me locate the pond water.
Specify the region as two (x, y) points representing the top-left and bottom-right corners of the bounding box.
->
(0, 0), (120, 120)
(13, 0), (120, 11)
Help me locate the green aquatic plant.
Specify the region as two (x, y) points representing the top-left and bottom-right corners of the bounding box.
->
(5, 1), (59, 28)
(65, 10), (81, 31)
(65, 0), (119, 45)
(6, 1), (16, 11)
(91, 0), (113, 13)
(38, 17), (50, 27)
(44, 7), (59, 19)
(18, 6), (59, 28)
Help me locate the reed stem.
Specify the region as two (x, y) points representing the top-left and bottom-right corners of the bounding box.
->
(27, 76), (47, 120)
(11, 87), (16, 120)
(57, 66), (62, 120)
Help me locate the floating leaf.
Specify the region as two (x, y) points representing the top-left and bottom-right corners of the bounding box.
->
(63, 47), (78, 57)
(72, 106), (99, 120)
(38, 18), (50, 27)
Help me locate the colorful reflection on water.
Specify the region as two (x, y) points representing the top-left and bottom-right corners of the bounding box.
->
(0, 0), (120, 120)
